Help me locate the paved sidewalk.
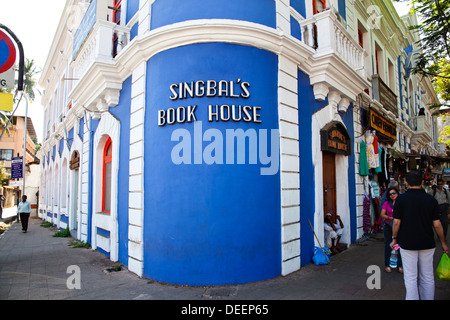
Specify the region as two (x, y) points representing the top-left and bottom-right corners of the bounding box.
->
(0, 218), (449, 300)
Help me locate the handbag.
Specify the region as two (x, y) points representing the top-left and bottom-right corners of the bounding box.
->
(436, 253), (450, 281)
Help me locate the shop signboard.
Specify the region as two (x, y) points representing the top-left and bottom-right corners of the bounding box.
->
(372, 75), (398, 117)
(443, 168), (450, 178)
(320, 121), (351, 156)
(370, 109), (397, 140)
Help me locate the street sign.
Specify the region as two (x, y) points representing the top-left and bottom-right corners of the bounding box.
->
(9, 180), (23, 187)
(0, 67), (14, 90)
(0, 29), (16, 89)
(11, 156), (23, 179)
(0, 92), (13, 111)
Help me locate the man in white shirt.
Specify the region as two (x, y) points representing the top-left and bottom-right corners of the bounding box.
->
(17, 195), (31, 233)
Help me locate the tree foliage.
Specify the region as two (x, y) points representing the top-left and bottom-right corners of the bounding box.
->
(403, 0), (450, 107)
(23, 58), (41, 103)
(0, 58), (41, 137)
(433, 58), (450, 105)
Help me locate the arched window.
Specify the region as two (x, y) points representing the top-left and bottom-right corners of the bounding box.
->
(48, 168), (52, 206)
(102, 138), (112, 213)
(61, 159), (68, 208)
(408, 80), (414, 116)
(54, 164), (59, 207)
(42, 171), (47, 205)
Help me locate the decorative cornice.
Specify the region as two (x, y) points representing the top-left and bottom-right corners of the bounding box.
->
(69, 18), (369, 130)
(116, 19), (316, 78)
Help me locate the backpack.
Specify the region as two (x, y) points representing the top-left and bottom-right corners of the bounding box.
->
(433, 188), (449, 200)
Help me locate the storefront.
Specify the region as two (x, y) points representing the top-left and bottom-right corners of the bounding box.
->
(359, 107), (398, 234)
(39, 0), (370, 286)
(318, 122), (354, 249)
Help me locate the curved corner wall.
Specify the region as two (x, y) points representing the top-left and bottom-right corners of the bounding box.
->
(138, 0), (282, 286)
(143, 41), (281, 285)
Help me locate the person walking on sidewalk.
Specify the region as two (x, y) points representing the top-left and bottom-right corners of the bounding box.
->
(391, 170), (449, 300)
(429, 178), (449, 238)
(17, 195), (31, 233)
(0, 194), (4, 219)
(380, 187), (402, 273)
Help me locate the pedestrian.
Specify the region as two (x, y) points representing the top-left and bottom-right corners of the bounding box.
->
(0, 194), (5, 219)
(324, 213), (344, 254)
(391, 170), (449, 300)
(17, 195), (31, 233)
(380, 187), (402, 273)
(429, 178), (449, 238)
(380, 180), (400, 207)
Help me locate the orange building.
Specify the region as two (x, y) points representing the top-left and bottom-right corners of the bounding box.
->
(0, 115), (37, 207)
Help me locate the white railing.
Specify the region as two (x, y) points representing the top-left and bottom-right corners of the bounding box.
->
(299, 10), (366, 78)
(409, 115), (432, 140)
(72, 20), (130, 82)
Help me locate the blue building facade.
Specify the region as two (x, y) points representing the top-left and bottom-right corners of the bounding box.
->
(40, 0), (441, 286)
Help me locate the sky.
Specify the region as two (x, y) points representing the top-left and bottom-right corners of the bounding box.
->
(0, 0), (412, 143)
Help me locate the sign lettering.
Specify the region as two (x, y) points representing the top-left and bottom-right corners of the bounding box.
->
(370, 109), (396, 140)
(320, 122), (351, 156)
(11, 156), (23, 179)
(158, 79), (262, 126)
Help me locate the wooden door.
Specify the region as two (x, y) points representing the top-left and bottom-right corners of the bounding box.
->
(323, 151), (336, 217)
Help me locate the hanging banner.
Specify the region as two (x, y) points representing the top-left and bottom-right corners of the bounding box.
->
(72, 0), (97, 60)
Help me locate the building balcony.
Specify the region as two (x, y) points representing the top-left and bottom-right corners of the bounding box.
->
(69, 0), (131, 114)
(72, 20), (130, 82)
(409, 115), (433, 149)
(297, 9), (369, 104)
(299, 10), (367, 79)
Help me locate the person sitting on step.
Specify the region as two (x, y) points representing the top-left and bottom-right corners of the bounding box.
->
(324, 212), (344, 254)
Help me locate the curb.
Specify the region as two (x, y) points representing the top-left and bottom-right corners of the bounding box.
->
(0, 219), (16, 240)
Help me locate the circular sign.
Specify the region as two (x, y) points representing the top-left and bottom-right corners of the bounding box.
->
(0, 30), (16, 74)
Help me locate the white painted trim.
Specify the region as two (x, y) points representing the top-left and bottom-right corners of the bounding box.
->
(278, 54), (300, 276)
(127, 61), (146, 277)
(311, 105), (351, 249)
(91, 112), (121, 262)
